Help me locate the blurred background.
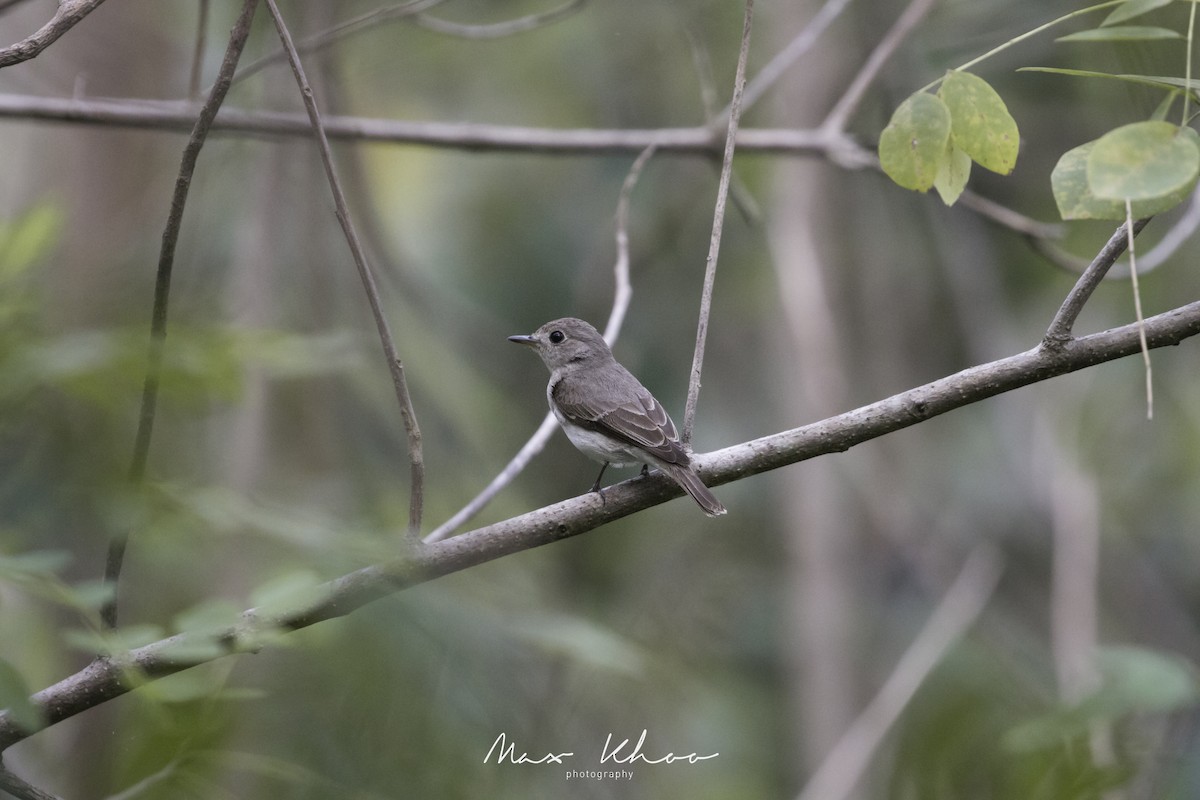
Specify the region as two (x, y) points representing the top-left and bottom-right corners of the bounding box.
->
(2, 0), (1200, 797)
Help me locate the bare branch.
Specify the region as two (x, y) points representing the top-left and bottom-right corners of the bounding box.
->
(820, 0), (938, 135)
(264, 0), (425, 537)
(1044, 218), (1151, 346)
(958, 189), (1065, 240)
(719, 0), (855, 123)
(106, 0), (261, 630)
(795, 547), (1004, 800)
(0, 0), (109, 68)
(0, 92), (844, 155)
(0, 764), (62, 800)
(683, 0), (755, 443)
(3, 296), (1199, 752)
(229, 0), (444, 89)
(422, 144), (656, 543)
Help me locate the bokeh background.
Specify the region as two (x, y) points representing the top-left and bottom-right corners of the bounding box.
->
(2, 0), (1200, 797)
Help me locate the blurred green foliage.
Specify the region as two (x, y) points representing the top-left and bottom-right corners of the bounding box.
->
(0, 1), (1199, 798)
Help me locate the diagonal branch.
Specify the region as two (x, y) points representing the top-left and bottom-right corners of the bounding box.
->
(820, 0), (938, 136)
(795, 547), (1004, 800)
(0, 0), (109, 68)
(5, 294), (1199, 752)
(1044, 218), (1151, 346)
(264, 0), (425, 537)
(682, 0), (754, 443)
(105, 0), (261, 630)
(723, 0), (854, 122)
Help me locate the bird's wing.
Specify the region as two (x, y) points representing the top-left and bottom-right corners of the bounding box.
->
(553, 368), (689, 466)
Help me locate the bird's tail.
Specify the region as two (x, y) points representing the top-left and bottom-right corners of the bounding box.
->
(662, 463), (727, 517)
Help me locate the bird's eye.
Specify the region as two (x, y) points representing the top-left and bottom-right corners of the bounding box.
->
(548, 330), (565, 344)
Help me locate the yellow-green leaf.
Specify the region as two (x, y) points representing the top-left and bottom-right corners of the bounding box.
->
(1087, 121), (1199, 200)
(878, 91), (951, 191)
(934, 144), (971, 205)
(938, 70), (1019, 175)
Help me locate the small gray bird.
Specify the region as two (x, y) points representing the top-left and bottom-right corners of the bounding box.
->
(508, 317), (726, 516)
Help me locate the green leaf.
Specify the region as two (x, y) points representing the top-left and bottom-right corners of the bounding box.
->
(1058, 25), (1181, 42)
(1087, 120), (1199, 200)
(249, 570), (325, 618)
(0, 550), (71, 578)
(1102, 0), (1173, 26)
(1019, 67), (1200, 101)
(174, 598), (243, 636)
(63, 623), (164, 657)
(0, 658), (42, 732)
(937, 70), (1019, 175)
(934, 143), (972, 205)
(1052, 138), (1197, 219)
(1092, 645), (1200, 716)
(878, 91), (951, 191)
(1004, 646), (1200, 753)
(155, 634), (228, 665)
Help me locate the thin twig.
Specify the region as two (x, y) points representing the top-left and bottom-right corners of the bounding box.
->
(719, 0), (854, 123)
(265, 0), (425, 537)
(1043, 218), (1151, 346)
(5, 296), (1200, 753)
(1037, 186), (1200, 276)
(410, 0), (587, 39)
(105, 0), (261, 631)
(683, 0), (754, 444)
(0, 764), (63, 800)
(958, 189), (1066, 240)
(795, 547), (1004, 800)
(1125, 200), (1153, 420)
(422, 144), (656, 543)
(0, 0), (109, 68)
(188, 0), (210, 102)
(820, 0), (937, 135)
(228, 0), (444, 89)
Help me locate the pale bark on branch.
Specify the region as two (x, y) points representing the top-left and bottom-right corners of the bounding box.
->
(0, 0), (109, 68)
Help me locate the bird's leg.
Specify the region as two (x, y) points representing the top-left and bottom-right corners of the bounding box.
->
(590, 462), (610, 495)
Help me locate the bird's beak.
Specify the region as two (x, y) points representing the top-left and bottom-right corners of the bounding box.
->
(507, 334), (537, 346)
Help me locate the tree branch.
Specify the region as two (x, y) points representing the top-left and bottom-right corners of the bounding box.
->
(105, 0), (261, 630)
(820, 0), (937, 136)
(0, 0), (109, 68)
(264, 0), (425, 537)
(0, 92), (844, 155)
(0, 763), (62, 800)
(683, 0), (754, 443)
(724, 0), (854, 122)
(1044, 218), (1150, 346)
(4, 294), (1199, 752)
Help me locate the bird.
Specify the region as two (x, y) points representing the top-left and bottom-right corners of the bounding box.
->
(508, 317), (726, 516)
